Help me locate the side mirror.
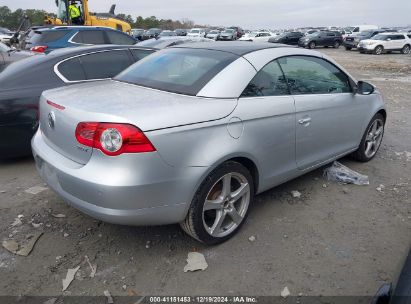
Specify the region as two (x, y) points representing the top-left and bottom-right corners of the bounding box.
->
(356, 81), (375, 95)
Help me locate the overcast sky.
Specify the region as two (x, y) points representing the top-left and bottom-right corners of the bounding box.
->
(5, 0), (411, 29)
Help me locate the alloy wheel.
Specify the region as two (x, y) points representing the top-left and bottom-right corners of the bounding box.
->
(364, 118), (384, 158)
(402, 45), (410, 54)
(375, 46), (383, 55)
(202, 172), (250, 238)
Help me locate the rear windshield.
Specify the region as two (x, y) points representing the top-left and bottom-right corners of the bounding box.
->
(29, 30), (69, 44)
(115, 48), (238, 96)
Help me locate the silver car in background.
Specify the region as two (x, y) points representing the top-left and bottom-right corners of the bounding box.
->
(32, 42), (386, 244)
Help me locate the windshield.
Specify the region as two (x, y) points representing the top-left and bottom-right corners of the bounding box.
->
(190, 29), (200, 33)
(115, 48), (238, 96)
(209, 31), (219, 34)
(223, 29), (234, 33)
(56, 0), (68, 22)
(0, 42), (11, 52)
(359, 31), (373, 37)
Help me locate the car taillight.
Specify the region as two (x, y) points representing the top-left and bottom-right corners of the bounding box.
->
(30, 45), (48, 53)
(75, 122), (156, 156)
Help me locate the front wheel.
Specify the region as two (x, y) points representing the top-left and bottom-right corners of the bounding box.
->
(345, 46), (352, 51)
(180, 161), (254, 245)
(309, 41), (316, 49)
(351, 113), (385, 162)
(334, 41), (341, 48)
(374, 45), (384, 55)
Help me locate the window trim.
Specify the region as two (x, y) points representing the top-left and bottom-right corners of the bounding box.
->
(277, 54), (355, 95)
(54, 48), (134, 83)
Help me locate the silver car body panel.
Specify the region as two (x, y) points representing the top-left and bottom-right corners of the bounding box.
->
(32, 44), (386, 225)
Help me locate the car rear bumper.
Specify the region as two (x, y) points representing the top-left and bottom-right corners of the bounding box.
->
(343, 41), (358, 48)
(31, 129), (206, 226)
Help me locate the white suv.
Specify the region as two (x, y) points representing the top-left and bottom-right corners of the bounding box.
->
(358, 32), (411, 55)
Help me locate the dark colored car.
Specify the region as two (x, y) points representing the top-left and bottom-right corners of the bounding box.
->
(26, 26), (137, 53)
(174, 29), (187, 36)
(228, 26), (244, 39)
(143, 28), (162, 40)
(372, 248), (411, 304)
(131, 28), (145, 41)
(298, 31), (343, 49)
(0, 45), (155, 159)
(0, 42), (37, 72)
(344, 30), (386, 50)
(269, 32), (304, 45)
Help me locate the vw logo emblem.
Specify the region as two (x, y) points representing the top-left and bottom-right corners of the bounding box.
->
(48, 111), (56, 129)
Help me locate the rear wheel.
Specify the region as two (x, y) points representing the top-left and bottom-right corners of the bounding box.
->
(351, 113), (385, 162)
(309, 41), (316, 49)
(334, 41), (341, 48)
(401, 44), (410, 54)
(374, 45), (384, 55)
(180, 161), (254, 245)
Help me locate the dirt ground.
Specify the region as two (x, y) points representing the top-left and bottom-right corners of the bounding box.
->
(0, 48), (410, 299)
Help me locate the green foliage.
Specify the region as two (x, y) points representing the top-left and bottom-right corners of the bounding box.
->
(0, 6), (47, 29)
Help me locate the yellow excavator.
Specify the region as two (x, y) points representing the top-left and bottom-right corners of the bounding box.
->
(44, 0), (131, 33)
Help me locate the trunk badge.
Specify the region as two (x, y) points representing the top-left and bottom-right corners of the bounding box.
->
(48, 111), (56, 129)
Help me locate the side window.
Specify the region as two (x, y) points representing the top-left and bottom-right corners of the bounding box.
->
(278, 56), (351, 95)
(74, 30), (107, 44)
(353, 27), (359, 32)
(130, 49), (155, 61)
(106, 31), (136, 45)
(57, 57), (86, 81)
(241, 60), (289, 97)
(79, 50), (132, 80)
(327, 33), (335, 37)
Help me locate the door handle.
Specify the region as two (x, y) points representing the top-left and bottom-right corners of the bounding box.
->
(298, 117), (312, 124)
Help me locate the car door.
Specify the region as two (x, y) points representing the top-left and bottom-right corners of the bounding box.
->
(278, 55), (368, 170)
(236, 60), (297, 187)
(393, 34), (406, 50)
(326, 32), (335, 46)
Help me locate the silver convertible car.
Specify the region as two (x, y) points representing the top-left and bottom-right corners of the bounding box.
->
(32, 42), (386, 244)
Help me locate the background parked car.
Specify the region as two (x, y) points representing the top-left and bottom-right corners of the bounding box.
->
(299, 31), (343, 49)
(348, 24), (379, 34)
(206, 30), (220, 40)
(187, 28), (206, 38)
(239, 31), (273, 42)
(0, 27), (14, 45)
(0, 42), (37, 72)
(143, 28), (162, 40)
(0, 45), (155, 159)
(219, 28), (237, 41)
(131, 28), (145, 41)
(357, 32), (411, 55)
(269, 31), (303, 45)
(343, 29), (386, 50)
(174, 29), (187, 36)
(26, 26), (137, 53)
(137, 36), (213, 49)
(227, 26), (244, 38)
(159, 30), (177, 37)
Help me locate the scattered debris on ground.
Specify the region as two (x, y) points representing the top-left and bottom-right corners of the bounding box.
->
(62, 266), (80, 291)
(104, 290), (114, 304)
(291, 190), (301, 198)
(51, 213), (66, 218)
(25, 185), (48, 195)
(248, 235), (256, 242)
(281, 286), (290, 298)
(2, 231), (43, 256)
(324, 161), (369, 185)
(376, 184), (385, 192)
(184, 252), (208, 272)
(84, 255), (97, 278)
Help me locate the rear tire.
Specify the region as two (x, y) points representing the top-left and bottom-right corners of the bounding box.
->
(334, 41), (341, 48)
(180, 161), (254, 245)
(401, 44), (410, 54)
(309, 41), (316, 49)
(374, 45), (384, 55)
(351, 113), (385, 162)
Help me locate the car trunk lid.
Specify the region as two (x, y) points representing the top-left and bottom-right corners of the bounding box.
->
(39, 80), (237, 164)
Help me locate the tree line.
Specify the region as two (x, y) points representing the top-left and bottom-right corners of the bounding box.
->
(0, 5), (210, 30)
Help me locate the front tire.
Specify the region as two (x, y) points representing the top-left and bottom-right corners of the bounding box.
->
(334, 41), (341, 48)
(180, 161), (254, 245)
(374, 45), (384, 55)
(345, 46), (352, 51)
(351, 113), (385, 162)
(309, 41), (316, 49)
